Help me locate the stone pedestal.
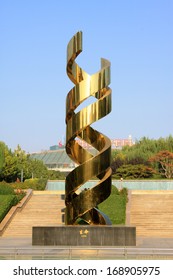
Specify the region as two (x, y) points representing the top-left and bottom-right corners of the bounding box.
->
(32, 225), (136, 246)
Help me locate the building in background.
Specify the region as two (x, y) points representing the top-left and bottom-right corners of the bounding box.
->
(111, 135), (134, 149)
(30, 136), (134, 173)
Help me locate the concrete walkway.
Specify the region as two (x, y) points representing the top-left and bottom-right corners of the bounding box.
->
(1, 236), (173, 260)
(137, 237), (173, 248)
(1, 236), (173, 248)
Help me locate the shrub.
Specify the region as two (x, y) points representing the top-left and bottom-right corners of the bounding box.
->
(120, 187), (128, 199)
(114, 164), (154, 179)
(0, 195), (18, 222)
(0, 181), (26, 222)
(23, 178), (47, 190)
(10, 178), (47, 190)
(0, 181), (15, 194)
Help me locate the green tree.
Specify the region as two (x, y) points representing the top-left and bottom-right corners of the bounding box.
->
(114, 164), (154, 179)
(1, 147), (18, 182)
(0, 143), (49, 182)
(48, 170), (66, 180)
(122, 137), (158, 163)
(27, 158), (48, 179)
(0, 142), (5, 175)
(111, 152), (126, 174)
(13, 145), (30, 181)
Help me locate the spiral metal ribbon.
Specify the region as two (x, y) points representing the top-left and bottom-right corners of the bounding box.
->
(65, 31), (112, 225)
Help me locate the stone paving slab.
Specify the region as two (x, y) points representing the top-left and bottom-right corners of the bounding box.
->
(0, 236), (173, 248)
(1, 237), (173, 259)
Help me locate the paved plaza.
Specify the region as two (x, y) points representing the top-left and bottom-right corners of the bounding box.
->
(1, 236), (173, 248)
(0, 236), (173, 260)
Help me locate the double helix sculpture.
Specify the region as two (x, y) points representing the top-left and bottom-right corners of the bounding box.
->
(65, 31), (112, 225)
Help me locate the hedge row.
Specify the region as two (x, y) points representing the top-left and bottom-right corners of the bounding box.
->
(0, 195), (19, 222)
(0, 182), (26, 222)
(0, 178), (47, 191)
(10, 178), (47, 190)
(0, 182), (15, 194)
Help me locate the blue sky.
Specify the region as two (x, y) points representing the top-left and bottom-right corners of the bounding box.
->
(0, 0), (173, 152)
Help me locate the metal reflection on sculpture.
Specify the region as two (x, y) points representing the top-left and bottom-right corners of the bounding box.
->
(65, 31), (112, 225)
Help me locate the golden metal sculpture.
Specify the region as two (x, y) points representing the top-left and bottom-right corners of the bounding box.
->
(65, 31), (112, 225)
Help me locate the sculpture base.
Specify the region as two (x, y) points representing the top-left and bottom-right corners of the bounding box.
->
(32, 226), (136, 246)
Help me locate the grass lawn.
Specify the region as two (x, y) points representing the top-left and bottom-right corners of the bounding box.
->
(99, 186), (128, 225)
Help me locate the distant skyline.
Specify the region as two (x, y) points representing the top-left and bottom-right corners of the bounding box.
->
(1, 0), (173, 153)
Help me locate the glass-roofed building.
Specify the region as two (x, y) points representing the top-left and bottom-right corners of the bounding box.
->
(30, 136), (134, 173)
(30, 148), (75, 173)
